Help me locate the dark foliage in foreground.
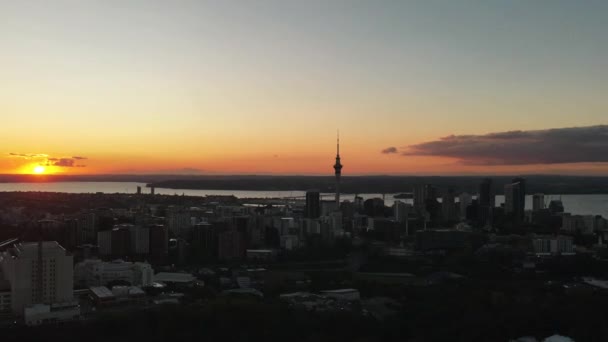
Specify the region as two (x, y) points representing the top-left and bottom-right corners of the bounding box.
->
(7, 278), (608, 342)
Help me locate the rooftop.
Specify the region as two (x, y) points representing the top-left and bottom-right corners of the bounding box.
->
(12, 241), (67, 258)
(89, 286), (115, 299)
(320, 288), (359, 294)
(154, 272), (196, 283)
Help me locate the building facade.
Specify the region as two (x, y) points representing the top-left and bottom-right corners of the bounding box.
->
(74, 259), (153, 288)
(0, 242), (74, 315)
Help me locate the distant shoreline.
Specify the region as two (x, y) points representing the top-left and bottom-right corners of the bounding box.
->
(2, 174), (608, 195)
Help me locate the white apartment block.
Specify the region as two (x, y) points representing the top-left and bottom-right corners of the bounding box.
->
(0, 242), (74, 315)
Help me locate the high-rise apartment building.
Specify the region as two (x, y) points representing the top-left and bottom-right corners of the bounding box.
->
(505, 178), (526, 221)
(0, 242), (74, 314)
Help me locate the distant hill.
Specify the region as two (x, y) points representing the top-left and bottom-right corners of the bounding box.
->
(148, 175), (608, 195)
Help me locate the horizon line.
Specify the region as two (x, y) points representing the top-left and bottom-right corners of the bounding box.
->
(1, 173), (607, 178)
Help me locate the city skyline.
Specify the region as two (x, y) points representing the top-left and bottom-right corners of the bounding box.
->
(2, 1), (607, 175)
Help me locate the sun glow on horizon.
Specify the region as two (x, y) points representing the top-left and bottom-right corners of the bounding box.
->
(33, 165), (46, 174)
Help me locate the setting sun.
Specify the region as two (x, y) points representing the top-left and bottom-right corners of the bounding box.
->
(33, 166), (46, 174)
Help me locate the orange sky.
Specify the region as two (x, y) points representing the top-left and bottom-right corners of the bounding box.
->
(4, 141), (608, 176)
(2, 2), (607, 176)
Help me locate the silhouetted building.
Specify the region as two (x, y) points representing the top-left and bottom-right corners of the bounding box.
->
(340, 200), (356, 220)
(393, 201), (410, 223)
(305, 190), (321, 219)
(371, 218), (399, 243)
(168, 238), (188, 265)
(548, 200), (564, 214)
(78, 211), (97, 244)
(441, 189), (456, 222)
(414, 184), (437, 214)
(458, 193), (472, 220)
(479, 178), (495, 207)
(321, 200), (338, 216)
(532, 193), (545, 212)
(60, 219), (80, 251)
(478, 178), (494, 226)
(466, 199), (479, 222)
(129, 225), (150, 255)
(218, 230), (245, 260)
(166, 206), (192, 238)
(149, 224), (168, 264)
(192, 222), (217, 260)
(97, 230), (112, 256)
(354, 196), (364, 212)
(364, 198), (385, 217)
(505, 178), (526, 221)
(414, 184), (427, 211)
(111, 226), (131, 256)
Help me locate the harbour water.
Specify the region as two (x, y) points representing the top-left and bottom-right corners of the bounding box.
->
(0, 182), (607, 218)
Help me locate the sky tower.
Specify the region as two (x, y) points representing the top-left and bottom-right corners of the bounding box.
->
(333, 131), (343, 207)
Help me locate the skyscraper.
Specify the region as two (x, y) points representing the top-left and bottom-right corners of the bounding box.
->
(505, 178), (526, 221)
(333, 132), (343, 207)
(458, 192), (472, 220)
(532, 193), (545, 212)
(479, 178), (495, 208)
(413, 185), (426, 211)
(305, 190), (321, 218)
(149, 224), (169, 264)
(111, 226), (131, 256)
(414, 184), (436, 212)
(393, 201), (409, 223)
(478, 178), (495, 226)
(192, 222), (217, 260)
(512, 177), (527, 210)
(441, 189), (456, 222)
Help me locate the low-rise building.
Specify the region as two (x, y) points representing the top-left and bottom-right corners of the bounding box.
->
(320, 288), (360, 301)
(153, 272), (196, 286)
(246, 249), (276, 261)
(24, 302), (80, 326)
(74, 259), (153, 288)
(89, 286), (115, 306)
(533, 235), (574, 256)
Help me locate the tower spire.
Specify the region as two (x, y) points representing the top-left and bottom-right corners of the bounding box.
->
(337, 130), (340, 156)
(333, 130), (343, 208)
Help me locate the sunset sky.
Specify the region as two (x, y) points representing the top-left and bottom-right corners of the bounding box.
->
(1, 1), (607, 175)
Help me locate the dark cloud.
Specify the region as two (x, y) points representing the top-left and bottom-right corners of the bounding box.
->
(7, 153), (87, 168)
(8, 153), (48, 159)
(46, 157), (87, 167)
(381, 147), (398, 154)
(402, 125), (608, 165)
(51, 158), (77, 167)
